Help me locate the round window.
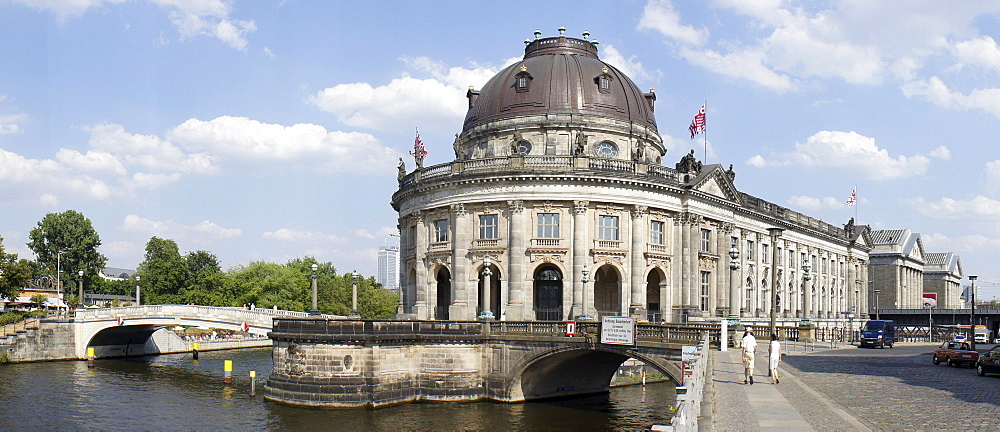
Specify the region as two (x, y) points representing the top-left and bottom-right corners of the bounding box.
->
(517, 140), (532, 155)
(595, 141), (618, 158)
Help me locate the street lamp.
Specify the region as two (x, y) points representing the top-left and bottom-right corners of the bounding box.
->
(310, 263), (319, 315)
(873, 288), (881, 320)
(56, 250), (66, 297)
(77, 270), (85, 308)
(969, 275), (977, 351)
(801, 260), (812, 320)
(768, 227), (783, 337)
(350, 270), (360, 317)
(478, 256), (495, 320)
(578, 263), (593, 321)
(135, 275), (140, 307)
(728, 246), (740, 317)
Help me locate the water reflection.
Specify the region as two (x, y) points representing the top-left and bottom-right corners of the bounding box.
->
(0, 349), (674, 431)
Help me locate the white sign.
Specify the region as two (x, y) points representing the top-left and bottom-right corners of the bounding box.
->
(682, 345), (697, 361)
(565, 321), (577, 336)
(600, 316), (635, 345)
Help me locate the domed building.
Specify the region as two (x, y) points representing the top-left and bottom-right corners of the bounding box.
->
(391, 29), (872, 324)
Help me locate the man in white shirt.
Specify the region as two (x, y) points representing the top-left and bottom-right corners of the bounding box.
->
(741, 329), (757, 385)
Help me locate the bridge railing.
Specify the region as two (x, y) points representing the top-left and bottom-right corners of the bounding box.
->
(74, 305), (313, 326)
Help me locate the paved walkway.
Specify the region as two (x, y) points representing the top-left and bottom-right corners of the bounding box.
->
(702, 343), (873, 431)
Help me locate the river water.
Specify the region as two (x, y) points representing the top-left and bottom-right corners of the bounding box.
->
(0, 348), (676, 431)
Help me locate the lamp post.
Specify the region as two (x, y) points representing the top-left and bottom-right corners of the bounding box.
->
(350, 270), (360, 317)
(135, 275), (140, 307)
(926, 303), (934, 343)
(969, 275), (977, 351)
(478, 256), (495, 320)
(77, 270), (85, 308)
(56, 250), (65, 297)
(310, 263), (319, 315)
(801, 260), (812, 319)
(874, 288), (880, 320)
(728, 246), (740, 317)
(767, 227), (783, 337)
(578, 263), (593, 321)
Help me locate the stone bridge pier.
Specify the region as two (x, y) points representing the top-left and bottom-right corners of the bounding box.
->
(265, 320), (705, 408)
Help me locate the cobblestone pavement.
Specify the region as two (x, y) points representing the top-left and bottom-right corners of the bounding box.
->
(779, 343), (1000, 431)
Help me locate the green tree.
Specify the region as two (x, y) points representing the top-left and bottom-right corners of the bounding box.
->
(136, 237), (188, 304)
(26, 210), (107, 295)
(0, 241), (33, 301)
(180, 250), (226, 305)
(30, 294), (48, 309)
(358, 275), (399, 319)
(228, 261), (308, 310)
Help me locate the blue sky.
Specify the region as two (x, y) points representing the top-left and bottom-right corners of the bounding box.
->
(3, 1), (1000, 299)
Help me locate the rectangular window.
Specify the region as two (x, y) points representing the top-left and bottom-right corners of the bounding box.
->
(762, 243), (769, 263)
(730, 236), (738, 249)
(650, 221), (665, 245)
(700, 271), (710, 311)
(789, 250), (796, 268)
(700, 229), (711, 252)
(777, 247), (783, 265)
(479, 214), (498, 239)
(434, 219), (449, 242)
(536, 213), (560, 238)
(747, 240), (755, 260)
(598, 215), (619, 240)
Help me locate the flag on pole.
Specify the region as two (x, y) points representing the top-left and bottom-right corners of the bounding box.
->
(413, 128), (428, 156)
(847, 187), (857, 207)
(689, 105), (706, 139)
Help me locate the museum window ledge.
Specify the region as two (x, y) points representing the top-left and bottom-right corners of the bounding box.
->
(429, 241), (451, 252)
(594, 239), (622, 250)
(647, 243), (668, 254)
(472, 239), (501, 249)
(531, 238), (563, 247)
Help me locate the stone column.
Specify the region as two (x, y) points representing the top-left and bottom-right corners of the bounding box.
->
(717, 223), (733, 316)
(413, 211), (429, 319)
(450, 204), (469, 320)
(396, 220), (407, 316)
(729, 227), (742, 318)
(571, 200), (589, 320)
(507, 200), (526, 320)
(629, 205), (647, 319)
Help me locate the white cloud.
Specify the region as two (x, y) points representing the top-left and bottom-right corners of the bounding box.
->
(901, 76), (1000, 118)
(748, 130), (937, 180)
(84, 123), (216, 175)
(679, 47), (796, 92)
(309, 58), (499, 134)
(0, 148), (112, 201)
(906, 196), (1000, 220)
(167, 116), (397, 175)
(952, 36), (1000, 73)
(927, 146), (952, 160)
(787, 195), (844, 212)
(39, 194), (58, 207)
(262, 228), (346, 244)
(121, 214), (242, 240)
(8, 0), (126, 20)
(637, 0), (708, 46)
(601, 45), (659, 84)
(55, 149), (127, 176)
(0, 113), (27, 134)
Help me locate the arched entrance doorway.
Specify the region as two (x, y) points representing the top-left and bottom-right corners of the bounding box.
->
(646, 270), (663, 323)
(594, 265), (621, 318)
(436, 267), (451, 320)
(477, 263), (502, 319)
(533, 266), (562, 321)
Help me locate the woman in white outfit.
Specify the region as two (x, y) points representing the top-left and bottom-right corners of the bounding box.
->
(768, 333), (781, 384)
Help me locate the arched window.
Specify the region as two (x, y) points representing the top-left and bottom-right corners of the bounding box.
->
(534, 267), (563, 321)
(595, 141), (618, 158)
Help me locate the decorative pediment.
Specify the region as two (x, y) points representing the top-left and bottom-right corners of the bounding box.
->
(690, 165), (743, 204)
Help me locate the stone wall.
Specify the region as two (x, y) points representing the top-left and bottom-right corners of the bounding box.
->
(1, 319), (77, 362)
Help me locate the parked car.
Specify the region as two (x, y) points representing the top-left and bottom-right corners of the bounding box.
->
(933, 341), (979, 367)
(954, 334), (968, 343)
(860, 319), (895, 348)
(977, 345), (1000, 376)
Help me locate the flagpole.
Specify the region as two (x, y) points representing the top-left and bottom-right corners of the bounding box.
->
(703, 100), (708, 163)
(854, 184), (858, 222)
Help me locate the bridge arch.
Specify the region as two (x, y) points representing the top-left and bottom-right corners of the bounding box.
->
(500, 343), (681, 402)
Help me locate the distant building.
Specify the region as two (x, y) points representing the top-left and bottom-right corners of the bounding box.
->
(923, 252), (963, 308)
(868, 229), (925, 309)
(101, 267), (136, 281)
(378, 246), (400, 291)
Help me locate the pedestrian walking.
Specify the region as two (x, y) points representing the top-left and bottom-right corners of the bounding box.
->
(769, 333), (782, 384)
(741, 328), (757, 384)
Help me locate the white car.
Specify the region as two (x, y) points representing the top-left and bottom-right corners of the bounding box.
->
(955, 334), (968, 343)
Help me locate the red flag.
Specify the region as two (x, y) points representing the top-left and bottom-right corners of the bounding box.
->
(689, 105), (705, 139)
(413, 129), (428, 156)
(847, 187), (857, 207)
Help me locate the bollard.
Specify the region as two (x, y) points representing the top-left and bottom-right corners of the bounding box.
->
(250, 370), (256, 397)
(87, 347), (95, 367)
(192, 342), (199, 360)
(224, 360), (233, 384)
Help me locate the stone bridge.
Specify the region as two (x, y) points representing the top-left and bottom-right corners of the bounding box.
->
(72, 305), (311, 358)
(265, 319), (713, 408)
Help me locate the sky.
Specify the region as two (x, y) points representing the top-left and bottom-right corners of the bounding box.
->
(2, 0), (1000, 299)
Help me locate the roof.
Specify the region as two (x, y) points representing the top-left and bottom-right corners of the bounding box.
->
(463, 32), (657, 133)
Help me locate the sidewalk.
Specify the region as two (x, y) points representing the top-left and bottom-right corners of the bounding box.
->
(701, 343), (872, 431)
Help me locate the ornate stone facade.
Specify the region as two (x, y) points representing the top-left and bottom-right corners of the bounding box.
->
(391, 29), (872, 323)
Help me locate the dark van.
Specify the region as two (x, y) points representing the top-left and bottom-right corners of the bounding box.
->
(860, 319), (895, 348)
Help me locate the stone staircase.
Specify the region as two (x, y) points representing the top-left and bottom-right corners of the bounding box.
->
(0, 318), (40, 361)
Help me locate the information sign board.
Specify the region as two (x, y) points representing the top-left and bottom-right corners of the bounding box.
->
(681, 345), (697, 361)
(600, 316), (635, 345)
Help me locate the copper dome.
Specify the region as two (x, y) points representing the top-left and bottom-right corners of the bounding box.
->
(463, 32), (657, 133)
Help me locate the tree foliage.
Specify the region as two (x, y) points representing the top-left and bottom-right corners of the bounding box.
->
(26, 210), (107, 295)
(0, 242), (33, 300)
(136, 237), (188, 305)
